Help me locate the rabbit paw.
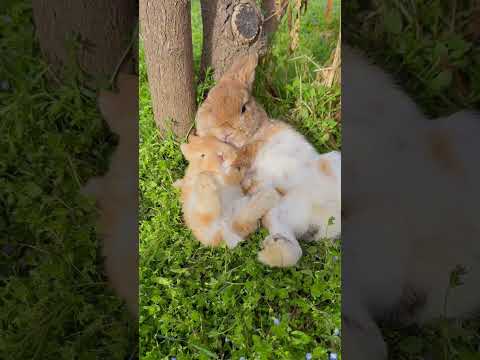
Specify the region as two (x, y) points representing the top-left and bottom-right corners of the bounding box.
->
(258, 234), (302, 267)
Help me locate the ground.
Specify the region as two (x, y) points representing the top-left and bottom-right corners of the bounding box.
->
(139, 0), (342, 359)
(345, 1), (480, 359)
(0, 1), (135, 359)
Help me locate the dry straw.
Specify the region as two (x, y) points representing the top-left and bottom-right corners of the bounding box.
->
(317, 28), (341, 87)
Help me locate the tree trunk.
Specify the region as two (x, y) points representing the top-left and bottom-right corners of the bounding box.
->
(325, 0), (333, 20)
(200, 0), (272, 81)
(32, 0), (137, 84)
(262, 0), (288, 35)
(140, 0), (196, 137)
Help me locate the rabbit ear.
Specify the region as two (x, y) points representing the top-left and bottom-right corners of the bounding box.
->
(180, 143), (191, 157)
(195, 107), (215, 137)
(223, 53), (258, 90)
(98, 73), (138, 135)
(187, 134), (200, 143)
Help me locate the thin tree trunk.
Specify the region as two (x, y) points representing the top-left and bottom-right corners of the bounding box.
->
(200, 0), (270, 80)
(262, 0), (288, 35)
(325, 0), (333, 20)
(32, 0), (137, 84)
(140, 0), (196, 137)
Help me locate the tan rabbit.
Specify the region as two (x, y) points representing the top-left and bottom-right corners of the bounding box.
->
(174, 135), (280, 248)
(82, 73), (138, 318)
(196, 54), (341, 268)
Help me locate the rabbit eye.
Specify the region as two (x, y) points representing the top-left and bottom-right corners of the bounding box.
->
(200, 154), (206, 158)
(241, 104), (247, 114)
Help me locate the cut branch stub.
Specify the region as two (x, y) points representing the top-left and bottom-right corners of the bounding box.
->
(231, 1), (263, 44)
(200, 0), (268, 80)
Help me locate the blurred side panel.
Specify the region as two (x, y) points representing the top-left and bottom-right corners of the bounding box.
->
(1, 1), (138, 359)
(342, 1), (480, 359)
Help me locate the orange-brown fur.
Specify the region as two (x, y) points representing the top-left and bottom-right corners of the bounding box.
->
(232, 219), (257, 237)
(427, 129), (464, 176)
(174, 135), (280, 248)
(232, 122), (287, 168)
(318, 158), (335, 177)
(82, 73), (138, 318)
(195, 54), (271, 148)
(196, 54), (342, 268)
(233, 122), (290, 194)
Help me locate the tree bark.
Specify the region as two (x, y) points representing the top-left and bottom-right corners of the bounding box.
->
(262, 0), (288, 35)
(200, 0), (271, 81)
(32, 0), (137, 84)
(325, 0), (333, 20)
(140, 0), (196, 137)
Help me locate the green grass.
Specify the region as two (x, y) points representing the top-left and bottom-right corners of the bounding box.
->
(0, 2), (135, 359)
(139, 1), (341, 359)
(344, 0), (480, 117)
(345, 1), (480, 359)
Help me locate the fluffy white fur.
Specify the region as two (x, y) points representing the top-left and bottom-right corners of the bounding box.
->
(195, 53), (341, 268)
(186, 175), (279, 249)
(81, 73), (138, 318)
(342, 45), (480, 359)
(246, 124), (341, 267)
